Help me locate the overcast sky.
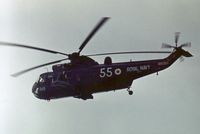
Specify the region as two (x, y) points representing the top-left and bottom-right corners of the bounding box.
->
(0, 0), (200, 134)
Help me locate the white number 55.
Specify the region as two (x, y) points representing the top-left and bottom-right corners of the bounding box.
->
(100, 67), (112, 78)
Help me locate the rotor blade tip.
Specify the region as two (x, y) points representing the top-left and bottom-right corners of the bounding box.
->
(11, 74), (18, 77)
(104, 17), (110, 19)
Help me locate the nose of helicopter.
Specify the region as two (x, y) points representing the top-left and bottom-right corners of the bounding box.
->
(32, 82), (48, 99)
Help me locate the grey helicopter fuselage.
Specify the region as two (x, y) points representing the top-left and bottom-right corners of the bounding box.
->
(32, 47), (192, 100)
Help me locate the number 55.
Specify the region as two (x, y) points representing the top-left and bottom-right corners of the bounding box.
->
(100, 67), (112, 78)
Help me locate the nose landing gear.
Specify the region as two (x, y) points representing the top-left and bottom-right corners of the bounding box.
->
(127, 86), (133, 95)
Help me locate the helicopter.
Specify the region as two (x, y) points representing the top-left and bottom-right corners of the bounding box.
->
(0, 17), (192, 100)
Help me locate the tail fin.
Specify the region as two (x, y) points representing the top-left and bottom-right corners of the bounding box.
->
(177, 48), (193, 57)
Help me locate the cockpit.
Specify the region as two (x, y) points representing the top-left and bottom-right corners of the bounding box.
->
(32, 71), (71, 100)
(32, 72), (54, 99)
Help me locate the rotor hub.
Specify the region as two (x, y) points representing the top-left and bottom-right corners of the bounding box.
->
(68, 52), (80, 60)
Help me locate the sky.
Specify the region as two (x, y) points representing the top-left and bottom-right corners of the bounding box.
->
(0, 0), (200, 134)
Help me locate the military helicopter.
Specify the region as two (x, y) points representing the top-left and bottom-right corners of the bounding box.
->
(0, 17), (192, 100)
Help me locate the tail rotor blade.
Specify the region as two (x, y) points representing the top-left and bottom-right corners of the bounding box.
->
(180, 42), (191, 48)
(179, 56), (184, 62)
(175, 32), (180, 46)
(162, 43), (174, 48)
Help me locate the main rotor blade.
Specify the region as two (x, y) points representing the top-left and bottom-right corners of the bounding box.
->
(0, 41), (69, 56)
(78, 17), (110, 54)
(175, 32), (180, 45)
(85, 51), (171, 57)
(180, 42), (191, 48)
(11, 58), (68, 77)
(162, 43), (175, 48)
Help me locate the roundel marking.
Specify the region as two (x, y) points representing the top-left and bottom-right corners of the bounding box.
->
(115, 68), (122, 75)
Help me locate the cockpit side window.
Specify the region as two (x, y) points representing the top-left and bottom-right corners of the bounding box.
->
(38, 74), (54, 84)
(56, 72), (68, 81)
(38, 77), (45, 83)
(50, 72), (69, 83)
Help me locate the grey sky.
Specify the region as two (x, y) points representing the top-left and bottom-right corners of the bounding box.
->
(0, 0), (200, 134)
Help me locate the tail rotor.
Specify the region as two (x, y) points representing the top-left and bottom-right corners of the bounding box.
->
(162, 32), (192, 59)
(162, 32), (191, 49)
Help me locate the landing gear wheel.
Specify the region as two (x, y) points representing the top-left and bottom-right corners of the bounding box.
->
(127, 86), (133, 95)
(128, 90), (133, 95)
